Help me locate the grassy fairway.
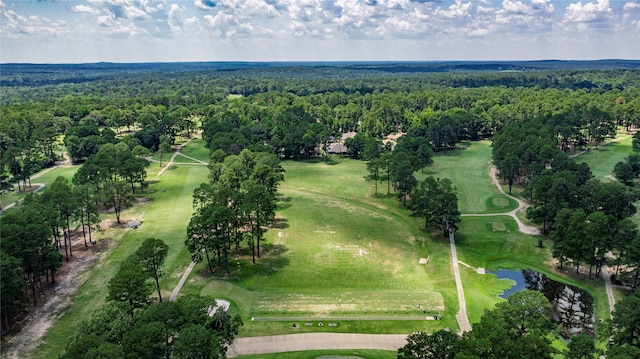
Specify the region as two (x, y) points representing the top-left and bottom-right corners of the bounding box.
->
(33, 163), (207, 358)
(183, 158), (459, 336)
(574, 134), (631, 182)
(421, 141), (517, 214)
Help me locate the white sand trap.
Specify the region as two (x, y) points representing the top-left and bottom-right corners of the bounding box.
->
(207, 299), (231, 316)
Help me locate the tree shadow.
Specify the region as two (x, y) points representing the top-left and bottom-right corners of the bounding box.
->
(270, 218), (289, 229)
(277, 196), (292, 210)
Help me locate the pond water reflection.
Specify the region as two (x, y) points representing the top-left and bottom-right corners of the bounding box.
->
(490, 269), (595, 338)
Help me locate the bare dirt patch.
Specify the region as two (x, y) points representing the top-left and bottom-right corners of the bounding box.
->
(2, 233), (106, 359)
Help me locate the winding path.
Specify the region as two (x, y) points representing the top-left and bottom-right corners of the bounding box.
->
(461, 166), (540, 235)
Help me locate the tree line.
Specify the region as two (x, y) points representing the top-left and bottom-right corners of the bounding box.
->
(3, 70), (639, 191)
(0, 137), (150, 336)
(492, 114), (640, 287)
(398, 289), (640, 359)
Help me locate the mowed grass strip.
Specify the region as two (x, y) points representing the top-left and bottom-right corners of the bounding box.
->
(177, 137), (210, 162)
(33, 164), (207, 358)
(251, 291), (444, 315)
(235, 349), (397, 359)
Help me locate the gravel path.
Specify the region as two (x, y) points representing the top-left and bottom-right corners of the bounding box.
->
(227, 333), (407, 357)
(450, 231), (472, 334)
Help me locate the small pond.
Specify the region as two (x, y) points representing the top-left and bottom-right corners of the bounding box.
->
(490, 269), (595, 338)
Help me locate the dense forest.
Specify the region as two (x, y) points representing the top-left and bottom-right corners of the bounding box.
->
(2, 61), (640, 357)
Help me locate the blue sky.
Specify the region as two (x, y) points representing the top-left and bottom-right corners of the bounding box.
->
(1, 0), (638, 63)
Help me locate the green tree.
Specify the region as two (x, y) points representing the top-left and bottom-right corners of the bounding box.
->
(390, 147), (418, 207)
(456, 290), (554, 359)
(158, 134), (172, 167)
(42, 176), (78, 261)
(172, 324), (223, 359)
(0, 251), (27, 336)
(241, 179), (276, 263)
(565, 333), (596, 359)
(397, 330), (458, 359)
(100, 180), (132, 224)
(607, 345), (640, 359)
(410, 177), (461, 236)
(136, 238), (169, 302)
(614, 161), (635, 186)
(610, 289), (640, 349)
(74, 184), (100, 247)
(107, 255), (153, 314)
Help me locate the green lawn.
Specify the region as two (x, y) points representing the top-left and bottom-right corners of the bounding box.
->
(184, 158), (459, 336)
(0, 165), (79, 210)
(421, 141), (518, 214)
(178, 137), (210, 162)
(574, 135), (632, 182)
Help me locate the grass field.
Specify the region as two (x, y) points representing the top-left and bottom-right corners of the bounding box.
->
(182, 158), (460, 336)
(0, 165), (79, 210)
(421, 141), (518, 214)
(574, 134), (632, 182)
(27, 137), (619, 357)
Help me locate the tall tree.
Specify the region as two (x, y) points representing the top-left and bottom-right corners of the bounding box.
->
(136, 238), (169, 302)
(107, 255), (153, 314)
(410, 177), (461, 236)
(610, 289), (640, 349)
(398, 330), (458, 359)
(42, 176), (78, 261)
(389, 147), (418, 207)
(100, 180), (132, 224)
(158, 135), (172, 167)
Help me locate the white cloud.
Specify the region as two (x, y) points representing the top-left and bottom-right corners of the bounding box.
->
(435, 0), (473, 19)
(168, 3), (185, 33)
(623, 1), (640, 10)
(622, 1), (640, 32)
(1, 7), (68, 39)
(71, 4), (101, 15)
(495, 0), (554, 31)
(563, 0), (611, 23)
(97, 11), (147, 36)
(1, 0), (638, 63)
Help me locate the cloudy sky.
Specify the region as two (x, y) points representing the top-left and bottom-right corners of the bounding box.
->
(1, 0), (639, 63)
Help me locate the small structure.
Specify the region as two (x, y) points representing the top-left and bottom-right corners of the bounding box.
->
(326, 131), (357, 155)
